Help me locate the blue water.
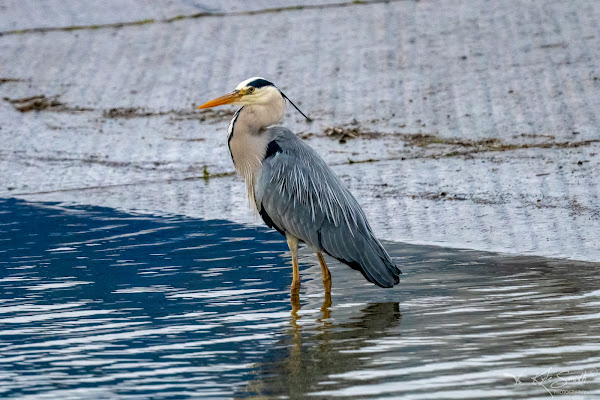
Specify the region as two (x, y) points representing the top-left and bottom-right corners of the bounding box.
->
(1, 198), (599, 399)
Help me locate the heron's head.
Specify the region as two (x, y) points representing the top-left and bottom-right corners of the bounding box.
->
(197, 77), (311, 121)
(197, 77), (281, 109)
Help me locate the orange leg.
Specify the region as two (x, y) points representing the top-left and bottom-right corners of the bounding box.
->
(317, 252), (332, 292)
(286, 235), (301, 294)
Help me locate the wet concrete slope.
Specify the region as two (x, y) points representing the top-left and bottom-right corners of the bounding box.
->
(1, 0), (599, 260)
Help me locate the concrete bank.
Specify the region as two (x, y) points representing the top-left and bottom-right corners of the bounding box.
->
(1, 0), (599, 260)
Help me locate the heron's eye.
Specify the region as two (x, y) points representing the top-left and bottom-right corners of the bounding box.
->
(247, 87), (255, 94)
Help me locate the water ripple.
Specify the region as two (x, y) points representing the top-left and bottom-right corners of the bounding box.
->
(1, 198), (599, 399)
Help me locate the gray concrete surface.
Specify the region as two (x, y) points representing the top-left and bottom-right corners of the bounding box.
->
(1, 0), (599, 261)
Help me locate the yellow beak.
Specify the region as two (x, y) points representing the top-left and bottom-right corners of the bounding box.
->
(197, 90), (242, 109)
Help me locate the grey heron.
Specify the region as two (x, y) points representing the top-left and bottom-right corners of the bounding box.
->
(198, 77), (400, 296)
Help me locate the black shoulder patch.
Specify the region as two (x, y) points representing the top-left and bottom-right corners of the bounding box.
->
(247, 78), (274, 88)
(259, 204), (286, 236)
(265, 140), (282, 159)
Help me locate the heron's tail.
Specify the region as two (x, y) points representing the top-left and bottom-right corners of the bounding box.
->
(324, 230), (401, 288)
(353, 233), (401, 288)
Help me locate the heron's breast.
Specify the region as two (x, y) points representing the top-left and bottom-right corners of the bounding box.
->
(228, 133), (266, 177)
(228, 131), (271, 214)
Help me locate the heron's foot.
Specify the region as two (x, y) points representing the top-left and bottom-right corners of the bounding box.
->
(320, 291), (332, 320)
(322, 291), (332, 309)
(290, 279), (301, 294)
(290, 292), (301, 315)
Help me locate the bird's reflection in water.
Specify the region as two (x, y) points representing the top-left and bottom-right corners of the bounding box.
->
(240, 298), (401, 399)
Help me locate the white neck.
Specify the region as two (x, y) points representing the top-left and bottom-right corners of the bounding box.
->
(227, 92), (285, 210)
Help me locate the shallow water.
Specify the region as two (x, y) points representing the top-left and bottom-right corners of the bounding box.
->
(0, 198), (598, 399)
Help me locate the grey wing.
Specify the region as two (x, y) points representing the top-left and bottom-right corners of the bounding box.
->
(255, 128), (400, 288)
